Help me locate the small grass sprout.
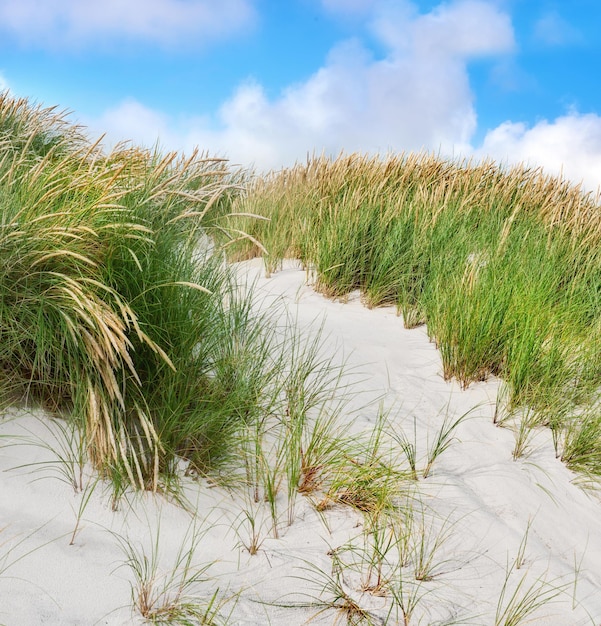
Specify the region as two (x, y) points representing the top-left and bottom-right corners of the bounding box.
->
(514, 519), (531, 571)
(423, 409), (471, 479)
(115, 515), (230, 625)
(393, 418), (419, 481)
(69, 476), (100, 546)
(389, 411), (467, 482)
(232, 498), (269, 556)
(291, 550), (384, 626)
(494, 562), (564, 626)
(6, 414), (88, 492)
(409, 511), (455, 583)
(321, 421), (407, 519)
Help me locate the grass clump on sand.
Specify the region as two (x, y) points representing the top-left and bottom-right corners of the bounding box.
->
(0, 93), (298, 493)
(226, 152), (601, 475)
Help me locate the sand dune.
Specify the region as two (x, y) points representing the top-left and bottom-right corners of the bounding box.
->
(1, 259), (600, 625)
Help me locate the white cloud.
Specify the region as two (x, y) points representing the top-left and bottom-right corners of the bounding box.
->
(89, 99), (176, 149)
(371, 0), (514, 59)
(478, 113), (601, 193)
(0, 73), (9, 92)
(90, 0), (515, 171)
(82, 1), (601, 192)
(0, 0), (256, 48)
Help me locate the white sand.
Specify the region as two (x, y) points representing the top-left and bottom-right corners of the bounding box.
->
(1, 258), (600, 625)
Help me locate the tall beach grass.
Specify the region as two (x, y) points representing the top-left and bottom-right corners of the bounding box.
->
(0, 94), (308, 493)
(2, 93), (600, 484)
(227, 152), (601, 475)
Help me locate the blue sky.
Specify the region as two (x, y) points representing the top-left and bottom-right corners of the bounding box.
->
(1, 0), (600, 191)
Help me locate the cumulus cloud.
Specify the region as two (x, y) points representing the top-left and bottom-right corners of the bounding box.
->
(89, 99), (177, 148)
(370, 0), (514, 59)
(0, 0), (256, 48)
(479, 113), (601, 193)
(91, 0), (515, 171)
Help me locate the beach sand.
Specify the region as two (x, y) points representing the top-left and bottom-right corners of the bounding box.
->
(1, 258), (600, 625)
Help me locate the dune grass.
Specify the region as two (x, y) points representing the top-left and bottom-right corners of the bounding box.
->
(0, 94), (329, 495)
(5, 92), (597, 485)
(226, 152), (601, 477)
(2, 94), (416, 508)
